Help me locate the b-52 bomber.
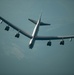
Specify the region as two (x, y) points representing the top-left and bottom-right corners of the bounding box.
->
(0, 14), (74, 49)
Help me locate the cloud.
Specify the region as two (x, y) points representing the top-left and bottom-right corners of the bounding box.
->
(10, 43), (25, 60)
(2, 42), (25, 60)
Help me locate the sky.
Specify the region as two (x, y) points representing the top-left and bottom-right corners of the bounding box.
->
(0, 0), (74, 75)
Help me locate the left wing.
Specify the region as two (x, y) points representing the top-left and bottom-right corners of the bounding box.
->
(35, 35), (74, 40)
(0, 16), (32, 38)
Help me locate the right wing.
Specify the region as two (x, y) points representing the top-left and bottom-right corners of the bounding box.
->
(35, 35), (74, 40)
(0, 16), (32, 38)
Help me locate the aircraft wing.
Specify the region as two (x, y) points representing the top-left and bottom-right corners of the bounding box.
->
(0, 16), (32, 38)
(35, 35), (74, 40)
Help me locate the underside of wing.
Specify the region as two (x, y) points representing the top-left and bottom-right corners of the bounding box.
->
(35, 35), (74, 40)
(0, 16), (32, 38)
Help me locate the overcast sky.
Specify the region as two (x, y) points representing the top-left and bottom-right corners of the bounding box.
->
(0, 0), (74, 75)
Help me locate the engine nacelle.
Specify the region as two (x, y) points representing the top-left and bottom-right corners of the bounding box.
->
(69, 38), (72, 42)
(47, 41), (52, 46)
(0, 20), (3, 24)
(5, 26), (10, 31)
(60, 40), (64, 45)
(15, 33), (20, 38)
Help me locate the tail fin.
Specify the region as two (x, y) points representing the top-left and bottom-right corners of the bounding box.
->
(28, 12), (42, 24)
(39, 12), (51, 26)
(28, 11), (51, 26)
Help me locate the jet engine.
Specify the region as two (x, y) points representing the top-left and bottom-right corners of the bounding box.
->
(60, 40), (64, 45)
(47, 41), (52, 46)
(5, 26), (10, 31)
(0, 20), (3, 24)
(15, 33), (20, 38)
(69, 38), (72, 42)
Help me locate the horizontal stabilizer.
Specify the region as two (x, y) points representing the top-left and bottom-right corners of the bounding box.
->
(28, 18), (50, 26)
(40, 22), (51, 26)
(28, 19), (37, 24)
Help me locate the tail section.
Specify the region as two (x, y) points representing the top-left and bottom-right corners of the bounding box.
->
(28, 12), (51, 26)
(28, 18), (51, 26)
(28, 19), (37, 24)
(39, 22), (51, 26)
(39, 12), (51, 26)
